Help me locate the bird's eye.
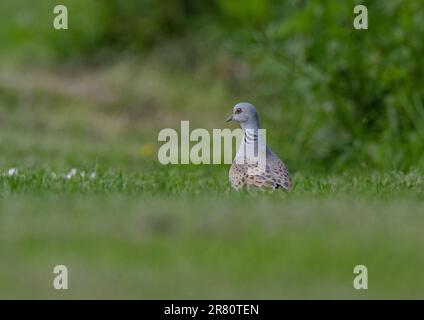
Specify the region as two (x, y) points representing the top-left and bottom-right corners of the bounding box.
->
(235, 108), (242, 114)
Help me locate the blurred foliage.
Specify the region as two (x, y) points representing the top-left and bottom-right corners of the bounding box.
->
(1, 0), (424, 172)
(247, 0), (424, 171)
(2, 1), (424, 300)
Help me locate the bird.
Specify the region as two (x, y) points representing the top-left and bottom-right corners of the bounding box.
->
(225, 102), (291, 191)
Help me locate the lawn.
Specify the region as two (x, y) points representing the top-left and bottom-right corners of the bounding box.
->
(1, 167), (424, 299)
(1, 64), (424, 299)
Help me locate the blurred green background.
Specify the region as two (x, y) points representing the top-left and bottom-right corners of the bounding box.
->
(2, 0), (424, 171)
(1, 0), (424, 299)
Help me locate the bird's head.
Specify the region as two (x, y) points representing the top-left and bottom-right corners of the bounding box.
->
(225, 102), (259, 129)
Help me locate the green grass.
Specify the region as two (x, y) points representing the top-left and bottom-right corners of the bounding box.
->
(1, 64), (424, 299)
(1, 167), (424, 198)
(1, 168), (424, 299)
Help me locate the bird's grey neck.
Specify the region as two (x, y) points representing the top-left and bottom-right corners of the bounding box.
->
(240, 118), (259, 131)
(238, 126), (266, 159)
(243, 128), (259, 144)
(240, 118), (260, 144)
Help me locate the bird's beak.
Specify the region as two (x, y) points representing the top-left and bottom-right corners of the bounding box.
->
(225, 114), (233, 122)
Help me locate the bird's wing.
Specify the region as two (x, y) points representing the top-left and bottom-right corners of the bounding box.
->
(229, 162), (248, 190)
(243, 161), (277, 189)
(229, 156), (291, 191)
(267, 155), (291, 190)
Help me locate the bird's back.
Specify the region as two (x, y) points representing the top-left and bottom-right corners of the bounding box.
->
(229, 147), (291, 191)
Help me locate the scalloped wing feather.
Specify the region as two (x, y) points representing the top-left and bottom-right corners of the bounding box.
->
(229, 156), (291, 191)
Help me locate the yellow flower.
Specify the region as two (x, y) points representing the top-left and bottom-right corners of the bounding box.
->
(140, 143), (154, 158)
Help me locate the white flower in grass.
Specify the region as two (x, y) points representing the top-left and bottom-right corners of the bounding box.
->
(66, 168), (77, 179)
(80, 171), (86, 178)
(90, 172), (96, 179)
(8, 168), (18, 176)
